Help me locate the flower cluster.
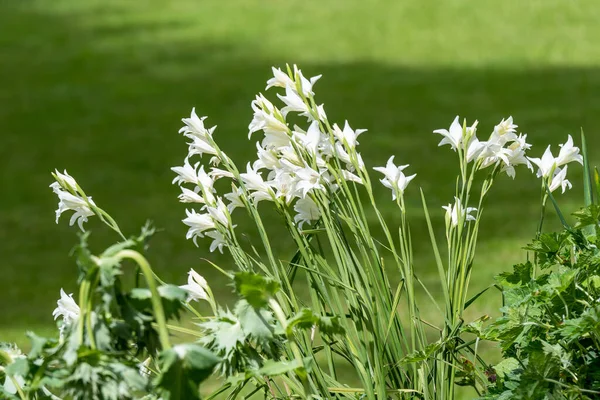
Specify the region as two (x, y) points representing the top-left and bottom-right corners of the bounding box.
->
(434, 116), (531, 178)
(172, 111), (235, 253)
(173, 65), (379, 250)
(528, 135), (583, 193)
(50, 170), (96, 231)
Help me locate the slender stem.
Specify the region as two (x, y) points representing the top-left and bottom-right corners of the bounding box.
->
(115, 250), (171, 350)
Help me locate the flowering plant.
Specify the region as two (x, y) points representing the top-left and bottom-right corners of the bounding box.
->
(0, 65), (589, 400)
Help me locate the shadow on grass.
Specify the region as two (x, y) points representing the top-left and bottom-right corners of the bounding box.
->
(1, 3), (599, 330)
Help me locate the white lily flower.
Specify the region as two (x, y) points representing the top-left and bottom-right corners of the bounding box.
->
(50, 172), (96, 232)
(188, 135), (218, 158)
(499, 134), (532, 178)
(171, 158), (202, 186)
(183, 209), (215, 245)
(529, 145), (557, 178)
(254, 143), (281, 171)
(205, 229), (228, 253)
(224, 186), (245, 212)
(294, 197), (321, 228)
(434, 116), (463, 150)
(240, 163), (274, 202)
(179, 108), (213, 141)
(209, 167), (235, 180)
(261, 130), (292, 151)
(179, 269), (209, 302)
(314, 104), (327, 121)
(373, 156), (416, 200)
(249, 95), (288, 137)
(549, 165), (572, 193)
(293, 121), (322, 156)
(442, 197), (477, 228)
(556, 134), (583, 167)
(293, 65), (322, 96)
(178, 187), (205, 204)
(270, 169), (296, 203)
(53, 169), (79, 192)
(332, 121), (366, 149)
(342, 170), (363, 185)
(294, 166), (325, 198)
(465, 136), (486, 163)
(206, 197), (230, 227)
(52, 289), (80, 325)
(489, 116), (518, 145)
(278, 86), (309, 117)
(265, 67), (294, 91)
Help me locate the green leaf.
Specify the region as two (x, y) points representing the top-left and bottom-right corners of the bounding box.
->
(155, 344), (220, 400)
(129, 285), (187, 320)
(233, 272), (279, 309)
(234, 300), (275, 341)
(317, 315), (345, 336)
(258, 359), (303, 376)
(4, 358), (28, 377)
(494, 358), (519, 379)
(286, 308), (318, 336)
(497, 262), (532, 287)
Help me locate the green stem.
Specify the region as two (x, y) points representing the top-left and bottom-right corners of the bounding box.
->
(115, 249), (171, 350)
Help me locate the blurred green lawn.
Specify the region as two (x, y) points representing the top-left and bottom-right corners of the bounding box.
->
(1, 0), (600, 395)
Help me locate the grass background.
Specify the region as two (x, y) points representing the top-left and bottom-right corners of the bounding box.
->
(1, 0), (600, 396)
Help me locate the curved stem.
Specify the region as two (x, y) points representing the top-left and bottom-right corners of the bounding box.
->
(115, 249), (171, 350)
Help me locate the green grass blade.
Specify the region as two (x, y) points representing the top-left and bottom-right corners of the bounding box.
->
(544, 182), (572, 231)
(595, 167), (600, 205)
(420, 189), (450, 311)
(581, 129), (594, 207)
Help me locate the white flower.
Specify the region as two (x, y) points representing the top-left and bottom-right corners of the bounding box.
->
(205, 230), (228, 253)
(188, 135), (218, 158)
(240, 163), (275, 202)
(278, 86), (309, 117)
(491, 116), (518, 144)
(333, 121), (366, 149)
(178, 187), (205, 204)
(179, 269), (209, 302)
(442, 197), (477, 228)
(293, 65), (322, 96)
(182, 209), (215, 245)
(209, 167), (235, 180)
(499, 134), (532, 178)
(294, 197), (321, 228)
(549, 165), (572, 193)
(266, 67), (294, 91)
(254, 143), (281, 170)
(50, 172), (96, 232)
(556, 134), (583, 167)
(434, 116), (463, 150)
(249, 95), (288, 137)
(294, 166), (325, 198)
(270, 169), (296, 203)
(52, 289), (80, 325)
(139, 358), (152, 377)
(341, 170), (363, 184)
(373, 156), (416, 200)
(465, 136), (486, 163)
(179, 109), (216, 144)
(53, 169), (79, 191)
(224, 187), (245, 212)
(261, 130), (292, 151)
(171, 158), (202, 186)
(293, 121), (322, 156)
(206, 198), (230, 227)
(529, 145), (557, 178)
